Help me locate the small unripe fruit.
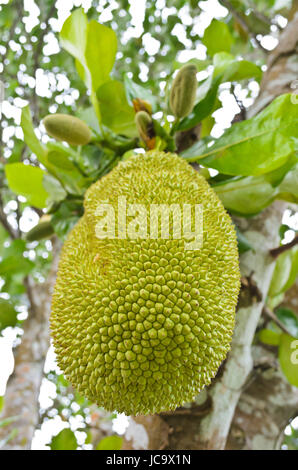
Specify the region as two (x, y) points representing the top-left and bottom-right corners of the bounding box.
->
(43, 114), (92, 146)
(135, 111), (156, 149)
(26, 217), (54, 242)
(170, 65), (197, 118)
(135, 111), (152, 142)
(133, 98), (152, 115)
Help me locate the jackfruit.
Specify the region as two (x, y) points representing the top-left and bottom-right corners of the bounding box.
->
(51, 151), (240, 415)
(43, 114), (92, 146)
(170, 65), (197, 118)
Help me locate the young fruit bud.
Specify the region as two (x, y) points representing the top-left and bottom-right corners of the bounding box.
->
(170, 65), (197, 119)
(43, 114), (92, 146)
(135, 111), (156, 149)
(26, 217), (55, 242)
(133, 98), (152, 115)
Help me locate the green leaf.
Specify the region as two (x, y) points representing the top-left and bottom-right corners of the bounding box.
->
(96, 435), (123, 450)
(60, 8), (88, 72)
(50, 428), (78, 450)
(258, 328), (281, 346)
(2, 239), (26, 258)
(186, 94), (298, 176)
(5, 163), (49, 208)
(213, 52), (262, 82)
(124, 74), (158, 112)
(47, 150), (77, 172)
(60, 9), (117, 122)
(45, 143), (89, 195)
(21, 106), (48, 165)
(51, 200), (83, 240)
(264, 155), (298, 187)
(279, 334), (298, 387)
(269, 246), (298, 297)
(43, 173), (67, 205)
(97, 80), (136, 136)
(0, 226), (9, 254)
(0, 255), (34, 277)
(276, 308), (298, 339)
(77, 106), (101, 134)
(0, 299), (18, 332)
(277, 163), (298, 202)
(0, 396), (3, 413)
(202, 20), (233, 56)
(214, 175), (276, 215)
(235, 227), (253, 254)
(85, 20), (117, 91)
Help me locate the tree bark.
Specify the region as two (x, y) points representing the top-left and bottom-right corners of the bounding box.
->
(0, 238), (61, 450)
(124, 13), (298, 451)
(248, 12), (298, 117)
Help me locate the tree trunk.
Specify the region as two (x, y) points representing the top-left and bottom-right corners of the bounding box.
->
(123, 14), (298, 451)
(0, 238), (61, 450)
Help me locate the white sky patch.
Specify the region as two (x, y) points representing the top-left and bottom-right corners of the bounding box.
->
(39, 378), (57, 409)
(178, 45), (207, 63)
(260, 35), (279, 51)
(20, 207), (40, 232)
(31, 417), (68, 450)
(275, 14), (288, 28)
(211, 88), (240, 137)
(139, 63), (149, 82)
(0, 329), (18, 395)
(112, 413), (130, 435)
(35, 69), (52, 98)
(199, 0), (228, 18)
(43, 33), (61, 56)
(172, 23), (192, 48)
(122, 0), (146, 44)
(142, 33), (160, 56)
(23, 0), (40, 33)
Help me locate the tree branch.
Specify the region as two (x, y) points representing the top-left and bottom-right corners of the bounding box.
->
(269, 234), (298, 258)
(220, 0), (269, 53)
(262, 306), (293, 336)
(0, 195), (17, 239)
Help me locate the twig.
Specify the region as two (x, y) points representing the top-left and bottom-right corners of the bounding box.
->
(270, 234), (298, 258)
(0, 195), (17, 239)
(262, 306), (293, 336)
(220, 0), (269, 53)
(231, 84), (246, 121)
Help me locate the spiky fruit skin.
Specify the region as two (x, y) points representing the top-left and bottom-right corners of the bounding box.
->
(43, 114), (91, 146)
(51, 152), (240, 415)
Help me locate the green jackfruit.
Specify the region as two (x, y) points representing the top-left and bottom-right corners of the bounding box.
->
(51, 151), (240, 415)
(170, 65), (197, 118)
(43, 114), (92, 146)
